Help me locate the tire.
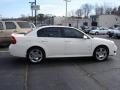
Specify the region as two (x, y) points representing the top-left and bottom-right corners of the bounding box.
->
(116, 35), (120, 39)
(109, 34), (112, 37)
(95, 32), (99, 35)
(108, 32), (113, 37)
(93, 46), (109, 62)
(27, 47), (44, 63)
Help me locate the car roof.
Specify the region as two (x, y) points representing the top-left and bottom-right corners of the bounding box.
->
(0, 20), (28, 22)
(37, 25), (76, 30)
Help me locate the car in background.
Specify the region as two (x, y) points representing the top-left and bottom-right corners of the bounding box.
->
(108, 27), (120, 38)
(84, 26), (98, 34)
(89, 27), (110, 35)
(9, 26), (117, 63)
(0, 21), (35, 46)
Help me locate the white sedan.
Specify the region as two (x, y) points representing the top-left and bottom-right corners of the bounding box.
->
(9, 26), (117, 63)
(89, 27), (110, 35)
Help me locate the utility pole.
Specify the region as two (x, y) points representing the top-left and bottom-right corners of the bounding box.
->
(29, 0), (40, 26)
(35, 0), (37, 26)
(29, 2), (35, 21)
(64, 0), (71, 17)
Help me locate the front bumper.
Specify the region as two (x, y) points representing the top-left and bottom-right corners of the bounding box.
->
(109, 43), (117, 56)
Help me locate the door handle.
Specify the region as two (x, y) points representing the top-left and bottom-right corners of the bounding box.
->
(41, 41), (48, 42)
(65, 41), (71, 42)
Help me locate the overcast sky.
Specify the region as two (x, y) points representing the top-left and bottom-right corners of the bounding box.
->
(0, 0), (120, 18)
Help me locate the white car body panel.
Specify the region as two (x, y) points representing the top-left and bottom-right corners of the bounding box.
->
(9, 26), (117, 59)
(89, 28), (110, 35)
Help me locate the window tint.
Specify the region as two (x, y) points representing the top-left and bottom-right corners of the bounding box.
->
(0, 22), (4, 30)
(5, 22), (16, 29)
(37, 27), (61, 37)
(62, 28), (84, 38)
(17, 22), (31, 28)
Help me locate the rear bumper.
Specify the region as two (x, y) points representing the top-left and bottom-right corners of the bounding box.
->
(9, 44), (26, 58)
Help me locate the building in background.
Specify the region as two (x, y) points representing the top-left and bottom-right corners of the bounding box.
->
(54, 17), (92, 28)
(91, 15), (120, 28)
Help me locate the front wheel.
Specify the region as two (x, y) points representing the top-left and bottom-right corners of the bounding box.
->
(27, 48), (44, 63)
(93, 46), (109, 61)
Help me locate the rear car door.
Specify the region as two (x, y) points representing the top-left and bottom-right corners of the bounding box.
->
(37, 27), (64, 57)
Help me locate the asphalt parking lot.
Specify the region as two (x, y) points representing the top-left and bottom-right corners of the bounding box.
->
(0, 35), (120, 90)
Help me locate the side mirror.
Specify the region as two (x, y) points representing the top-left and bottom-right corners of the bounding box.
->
(83, 35), (88, 39)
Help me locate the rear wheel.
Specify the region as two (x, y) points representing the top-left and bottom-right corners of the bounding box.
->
(93, 46), (109, 61)
(95, 32), (99, 35)
(27, 47), (44, 63)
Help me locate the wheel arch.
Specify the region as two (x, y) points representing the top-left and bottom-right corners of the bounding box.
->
(93, 45), (109, 56)
(26, 46), (46, 58)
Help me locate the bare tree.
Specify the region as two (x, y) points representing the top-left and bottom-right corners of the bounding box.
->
(82, 4), (93, 18)
(111, 8), (118, 15)
(75, 9), (83, 17)
(118, 6), (120, 15)
(105, 7), (112, 14)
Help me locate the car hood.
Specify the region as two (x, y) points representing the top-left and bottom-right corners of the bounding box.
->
(92, 37), (114, 43)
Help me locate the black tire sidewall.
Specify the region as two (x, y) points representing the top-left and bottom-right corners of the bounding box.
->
(93, 46), (109, 62)
(27, 47), (44, 63)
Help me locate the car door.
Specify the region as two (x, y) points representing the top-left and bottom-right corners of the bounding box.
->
(62, 27), (92, 56)
(5, 22), (17, 37)
(37, 27), (64, 57)
(100, 28), (107, 34)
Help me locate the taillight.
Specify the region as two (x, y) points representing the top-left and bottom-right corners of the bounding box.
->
(10, 36), (16, 44)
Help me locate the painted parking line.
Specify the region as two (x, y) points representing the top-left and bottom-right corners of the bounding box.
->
(0, 51), (9, 53)
(24, 63), (29, 90)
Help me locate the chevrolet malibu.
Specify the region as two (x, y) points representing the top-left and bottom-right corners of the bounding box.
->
(9, 26), (117, 63)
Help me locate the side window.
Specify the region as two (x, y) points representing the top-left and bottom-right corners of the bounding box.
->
(62, 28), (84, 38)
(17, 22), (31, 28)
(5, 22), (16, 29)
(0, 22), (4, 30)
(37, 27), (61, 37)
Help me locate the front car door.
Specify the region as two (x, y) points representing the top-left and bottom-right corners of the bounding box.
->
(62, 27), (92, 57)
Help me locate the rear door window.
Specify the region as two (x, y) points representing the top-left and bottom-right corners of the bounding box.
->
(0, 22), (4, 30)
(17, 22), (31, 28)
(5, 22), (16, 29)
(37, 27), (61, 37)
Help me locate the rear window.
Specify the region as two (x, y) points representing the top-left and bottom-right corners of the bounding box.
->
(0, 22), (4, 30)
(5, 22), (16, 29)
(17, 22), (31, 28)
